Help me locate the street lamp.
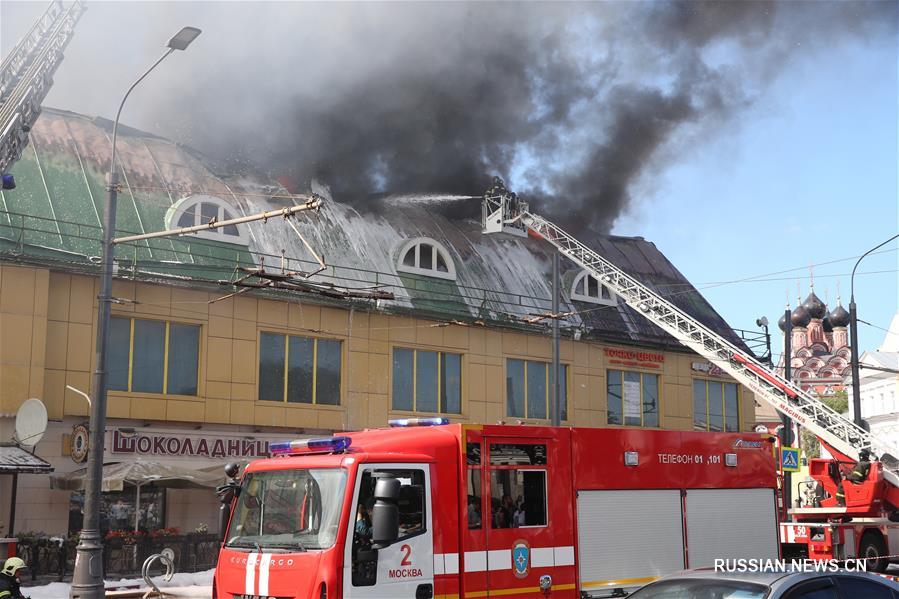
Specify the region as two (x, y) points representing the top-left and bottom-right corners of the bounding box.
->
(70, 26), (200, 599)
(848, 233), (899, 430)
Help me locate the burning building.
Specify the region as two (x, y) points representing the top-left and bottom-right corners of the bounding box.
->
(0, 108), (757, 538)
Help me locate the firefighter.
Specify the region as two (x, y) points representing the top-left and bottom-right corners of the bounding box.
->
(835, 480), (846, 507)
(0, 557), (28, 599)
(847, 449), (873, 484)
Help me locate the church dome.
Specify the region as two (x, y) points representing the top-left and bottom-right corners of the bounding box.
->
(802, 291), (827, 319)
(830, 303), (850, 328)
(822, 316), (833, 333)
(778, 312), (787, 331)
(791, 305), (811, 328)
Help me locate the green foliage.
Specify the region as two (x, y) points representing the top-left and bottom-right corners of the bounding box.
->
(801, 391), (850, 459)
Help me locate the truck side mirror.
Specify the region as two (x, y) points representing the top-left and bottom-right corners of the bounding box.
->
(371, 477), (401, 548)
(224, 462), (240, 479)
(216, 464), (241, 542)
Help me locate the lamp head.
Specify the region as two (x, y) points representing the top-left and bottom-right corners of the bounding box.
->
(168, 27), (201, 51)
(756, 316), (769, 328)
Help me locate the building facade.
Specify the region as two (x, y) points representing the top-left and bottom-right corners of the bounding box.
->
(0, 108), (758, 537)
(856, 314), (899, 442)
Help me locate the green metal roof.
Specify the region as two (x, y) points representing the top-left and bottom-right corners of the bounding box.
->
(0, 108), (254, 274)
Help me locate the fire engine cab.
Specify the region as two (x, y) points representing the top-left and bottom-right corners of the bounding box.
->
(214, 420), (779, 598)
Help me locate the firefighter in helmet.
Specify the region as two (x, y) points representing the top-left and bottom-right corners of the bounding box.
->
(847, 449), (873, 485)
(0, 557), (29, 599)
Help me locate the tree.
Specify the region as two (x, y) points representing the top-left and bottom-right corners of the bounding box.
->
(800, 390), (850, 459)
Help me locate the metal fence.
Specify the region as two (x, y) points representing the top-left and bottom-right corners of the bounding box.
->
(16, 534), (221, 582)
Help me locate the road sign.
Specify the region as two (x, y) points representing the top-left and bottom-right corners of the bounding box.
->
(781, 447), (800, 472)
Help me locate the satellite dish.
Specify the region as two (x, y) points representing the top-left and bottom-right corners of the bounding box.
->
(15, 398), (48, 447)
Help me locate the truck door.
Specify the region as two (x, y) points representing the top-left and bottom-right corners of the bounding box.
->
(483, 438), (572, 597)
(343, 464), (435, 599)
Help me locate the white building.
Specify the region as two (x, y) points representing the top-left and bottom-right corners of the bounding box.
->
(855, 314), (899, 445)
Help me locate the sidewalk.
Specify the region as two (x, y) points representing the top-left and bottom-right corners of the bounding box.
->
(24, 569), (214, 599)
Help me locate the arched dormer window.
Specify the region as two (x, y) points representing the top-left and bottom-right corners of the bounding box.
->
(396, 238), (456, 280)
(165, 195), (250, 245)
(570, 271), (615, 306)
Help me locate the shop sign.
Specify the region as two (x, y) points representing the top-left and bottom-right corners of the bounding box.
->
(110, 429), (270, 459)
(603, 347), (664, 369)
(691, 361), (727, 378)
(71, 424), (89, 463)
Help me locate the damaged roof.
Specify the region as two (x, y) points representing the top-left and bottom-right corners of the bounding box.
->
(0, 107), (749, 353)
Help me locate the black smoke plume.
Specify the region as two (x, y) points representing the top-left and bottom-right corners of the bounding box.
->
(8, 1), (893, 233)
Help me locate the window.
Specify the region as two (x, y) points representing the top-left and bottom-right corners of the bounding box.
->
(571, 271), (615, 305)
(488, 444), (548, 529)
(69, 487), (165, 535)
(506, 359), (568, 420)
(392, 348), (462, 414)
(259, 333), (341, 405)
(107, 317), (200, 395)
(693, 380), (740, 432)
(607, 370), (659, 427)
(490, 470), (547, 528)
(165, 194), (249, 245)
(834, 577), (895, 599)
(395, 237), (456, 280)
(351, 468), (427, 587)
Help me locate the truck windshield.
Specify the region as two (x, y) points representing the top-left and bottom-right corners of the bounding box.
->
(226, 468), (346, 551)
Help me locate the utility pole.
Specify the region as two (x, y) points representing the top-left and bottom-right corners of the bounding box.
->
(782, 306), (793, 513)
(850, 234), (899, 430)
(70, 27), (201, 599)
(551, 251), (561, 426)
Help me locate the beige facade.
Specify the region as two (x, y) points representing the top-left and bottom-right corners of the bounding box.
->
(0, 263), (756, 535)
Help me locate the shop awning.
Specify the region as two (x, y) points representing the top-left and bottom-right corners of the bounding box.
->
(50, 459), (222, 492)
(0, 444), (53, 474)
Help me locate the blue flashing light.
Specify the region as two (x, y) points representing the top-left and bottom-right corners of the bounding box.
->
(269, 436), (352, 456)
(388, 417), (450, 428)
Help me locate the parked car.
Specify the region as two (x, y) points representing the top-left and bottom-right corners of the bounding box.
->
(625, 568), (899, 598)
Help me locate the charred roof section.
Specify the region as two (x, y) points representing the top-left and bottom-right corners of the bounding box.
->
(0, 107), (748, 353)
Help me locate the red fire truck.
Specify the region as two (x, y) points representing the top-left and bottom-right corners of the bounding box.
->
(214, 420), (780, 598)
(780, 449), (899, 571)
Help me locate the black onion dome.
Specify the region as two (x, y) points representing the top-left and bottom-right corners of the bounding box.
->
(822, 317), (833, 333)
(830, 303), (850, 328)
(802, 291), (827, 319)
(791, 305), (811, 328)
(778, 313), (787, 331)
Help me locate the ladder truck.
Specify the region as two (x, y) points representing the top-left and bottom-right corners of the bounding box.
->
(483, 181), (899, 572)
(0, 0), (85, 184)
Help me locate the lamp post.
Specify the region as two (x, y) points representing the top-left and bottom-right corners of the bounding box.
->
(70, 26), (201, 599)
(849, 233), (899, 430)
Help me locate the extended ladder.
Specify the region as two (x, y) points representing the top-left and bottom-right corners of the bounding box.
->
(483, 190), (899, 489)
(0, 0), (85, 174)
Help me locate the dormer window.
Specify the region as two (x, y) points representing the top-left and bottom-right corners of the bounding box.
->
(165, 195), (249, 245)
(571, 271), (615, 306)
(396, 238), (456, 280)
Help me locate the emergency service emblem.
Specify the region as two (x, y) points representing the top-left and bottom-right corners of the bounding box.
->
(512, 540), (530, 578)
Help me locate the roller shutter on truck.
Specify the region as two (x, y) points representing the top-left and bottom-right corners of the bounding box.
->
(685, 488), (779, 567)
(577, 489), (685, 593)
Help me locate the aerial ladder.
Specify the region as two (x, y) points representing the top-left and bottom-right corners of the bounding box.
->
(481, 181), (899, 516)
(0, 0), (85, 182)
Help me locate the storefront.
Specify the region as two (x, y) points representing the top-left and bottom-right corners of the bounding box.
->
(5, 417), (299, 537)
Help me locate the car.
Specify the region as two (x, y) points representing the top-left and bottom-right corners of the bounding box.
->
(624, 567), (899, 598)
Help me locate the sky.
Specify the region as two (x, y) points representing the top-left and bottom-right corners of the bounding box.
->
(1, 1), (897, 356)
(614, 33), (898, 358)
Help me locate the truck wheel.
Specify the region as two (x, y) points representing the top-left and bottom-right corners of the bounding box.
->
(859, 532), (888, 573)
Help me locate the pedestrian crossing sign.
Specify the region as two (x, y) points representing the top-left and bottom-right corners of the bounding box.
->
(781, 447), (800, 472)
